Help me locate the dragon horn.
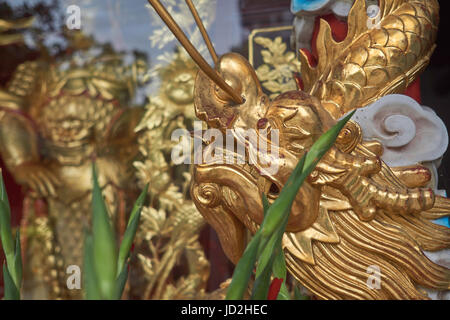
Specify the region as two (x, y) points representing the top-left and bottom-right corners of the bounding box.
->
(185, 0), (218, 65)
(147, 0), (244, 105)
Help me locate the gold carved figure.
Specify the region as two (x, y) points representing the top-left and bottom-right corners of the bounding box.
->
(132, 48), (210, 299)
(131, 0), (223, 299)
(0, 38), (145, 299)
(148, 0), (449, 299)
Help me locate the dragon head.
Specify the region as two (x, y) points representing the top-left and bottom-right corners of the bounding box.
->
(148, 0), (448, 299)
(190, 50), (448, 299)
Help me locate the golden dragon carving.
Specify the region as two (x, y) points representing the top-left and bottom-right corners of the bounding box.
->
(177, 0), (449, 299)
(300, 0), (440, 118)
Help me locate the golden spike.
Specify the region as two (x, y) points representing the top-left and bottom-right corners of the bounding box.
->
(147, 0), (244, 105)
(185, 0), (218, 65)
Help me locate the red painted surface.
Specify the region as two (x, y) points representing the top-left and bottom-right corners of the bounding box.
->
(0, 159), (24, 226)
(267, 278), (283, 300)
(199, 225), (234, 291)
(405, 77), (422, 104)
(0, 158), (24, 297)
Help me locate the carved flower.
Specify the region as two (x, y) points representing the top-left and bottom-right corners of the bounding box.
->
(254, 36), (300, 98)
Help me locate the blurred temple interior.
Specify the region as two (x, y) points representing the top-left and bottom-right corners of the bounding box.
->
(0, 0), (449, 299)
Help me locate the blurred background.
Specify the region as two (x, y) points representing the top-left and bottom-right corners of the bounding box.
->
(0, 0), (449, 299)
(0, 0), (296, 299)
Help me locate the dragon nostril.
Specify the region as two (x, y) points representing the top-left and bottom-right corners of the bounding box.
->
(269, 183), (280, 196)
(257, 118), (268, 129)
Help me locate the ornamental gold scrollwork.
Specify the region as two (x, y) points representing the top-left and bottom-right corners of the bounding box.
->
(132, 48), (211, 299)
(130, 0), (221, 300)
(249, 26), (301, 98)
